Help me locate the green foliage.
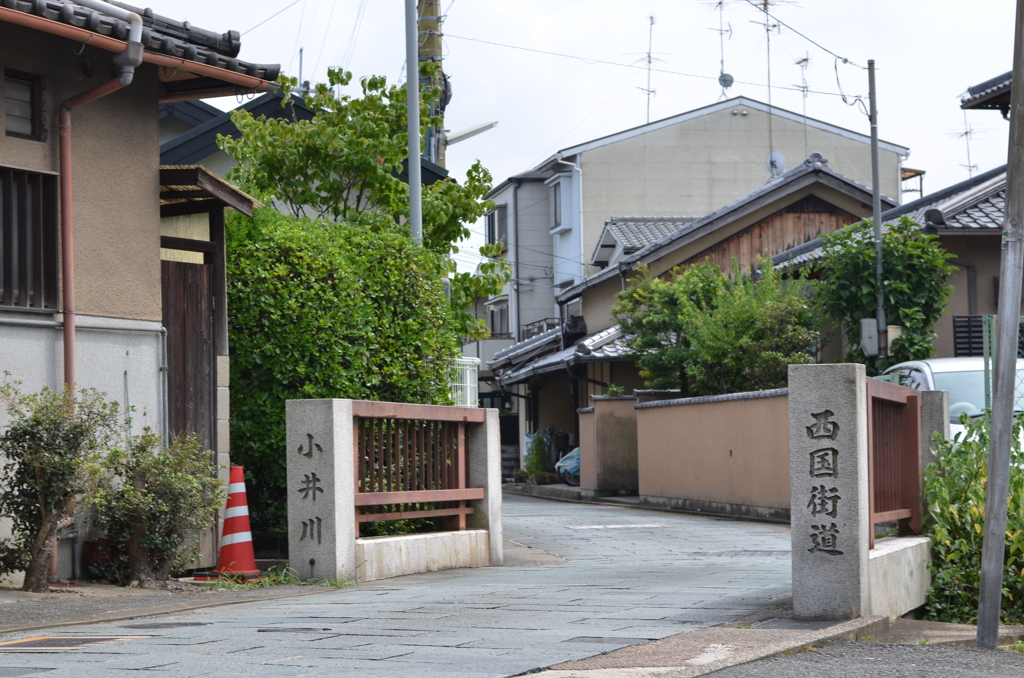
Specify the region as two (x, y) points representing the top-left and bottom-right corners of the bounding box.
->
(814, 217), (956, 375)
(210, 564), (351, 589)
(614, 260), (821, 396)
(86, 431), (225, 588)
(923, 412), (1024, 623)
(525, 434), (551, 479)
(603, 384), (625, 396)
(613, 262), (724, 392)
(227, 208), (461, 550)
(0, 380), (119, 592)
(219, 67), (509, 340)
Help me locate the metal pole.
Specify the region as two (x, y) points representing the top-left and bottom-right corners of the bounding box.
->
(978, 0), (1024, 649)
(868, 59), (887, 358)
(405, 0), (423, 244)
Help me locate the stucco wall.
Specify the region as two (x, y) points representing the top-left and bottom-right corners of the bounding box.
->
(578, 396), (638, 493)
(636, 390), (790, 517)
(579, 102), (903, 279)
(0, 25), (162, 322)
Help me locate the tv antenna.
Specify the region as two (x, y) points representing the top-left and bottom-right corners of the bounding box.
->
(708, 1), (734, 99)
(954, 110), (980, 178)
(637, 15), (659, 124)
(795, 52), (810, 157)
(751, 2), (782, 176)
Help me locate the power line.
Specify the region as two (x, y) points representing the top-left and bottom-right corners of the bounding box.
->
(311, 0), (340, 78)
(242, 0), (302, 36)
(445, 33), (852, 98)
(739, 0), (864, 69)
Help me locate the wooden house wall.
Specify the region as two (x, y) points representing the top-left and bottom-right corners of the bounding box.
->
(681, 195), (859, 274)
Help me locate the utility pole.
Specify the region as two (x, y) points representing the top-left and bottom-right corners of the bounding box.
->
(405, 0), (422, 244)
(978, 0), (1024, 649)
(418, 0), (447, 166)
(868, 59), (887, 358)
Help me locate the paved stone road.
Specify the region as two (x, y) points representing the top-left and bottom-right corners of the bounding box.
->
(0, 495), (792, 677)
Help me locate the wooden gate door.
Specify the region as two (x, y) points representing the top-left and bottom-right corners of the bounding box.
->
(161, 260), (216, 450)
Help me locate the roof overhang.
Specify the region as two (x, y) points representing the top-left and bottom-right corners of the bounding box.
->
(0, 6), (277, 102)
(159, 165), (261, 218)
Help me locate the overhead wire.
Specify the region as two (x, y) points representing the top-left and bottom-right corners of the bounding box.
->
(445, 33), (850, 98)
(311, 0), (340, 79)
(739, 0), (864, 69)
(241, 0), (302, 36)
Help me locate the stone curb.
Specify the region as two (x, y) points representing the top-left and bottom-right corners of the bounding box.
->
(522, 616), (889, 678)
(0, 586), (336, 637)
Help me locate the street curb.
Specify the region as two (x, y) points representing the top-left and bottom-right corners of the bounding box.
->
(0, 586), (339, 637)
(525, 616), (890, 678)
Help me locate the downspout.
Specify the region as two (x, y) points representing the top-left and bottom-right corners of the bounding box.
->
(59, 0), (143, 392)
(950, 258), (979, 316)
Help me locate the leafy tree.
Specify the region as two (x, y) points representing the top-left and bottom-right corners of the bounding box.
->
(0, 380), (119, 592)
(219, 66), (509, 339)
(86, 431), (224, 589)
(682, 261), (821, 395)
(613, 262), (724, 392)
(814, 216), (956, 375)
(226, 208), (461, 551)
(614, 260), (820, 395)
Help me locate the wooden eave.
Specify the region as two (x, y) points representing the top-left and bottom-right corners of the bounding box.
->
(159, 165), (261, 218)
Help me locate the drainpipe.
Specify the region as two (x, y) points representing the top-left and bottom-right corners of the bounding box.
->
(59, 1), (143, 392)
(512, 179), (521, 341)
(950, 259), (978, 316)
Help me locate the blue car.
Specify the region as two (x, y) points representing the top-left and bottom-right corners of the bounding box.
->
(555, 447), (580, 486)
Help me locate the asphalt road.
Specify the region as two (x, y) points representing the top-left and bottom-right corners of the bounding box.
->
(710, 640), (1024, 677)
(0, 494), (793, 677)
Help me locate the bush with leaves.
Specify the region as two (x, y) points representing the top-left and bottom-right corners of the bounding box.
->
(227, 208), (461, 552)
(614, 259), (821, 395)
(613, 262), (724, 392)
(525, 434), (551, 482)
(0, 380), (119, 592)
(86, 430), (225, 589)
(814, 216), (956, 375)
(924, 412), (1024, 624)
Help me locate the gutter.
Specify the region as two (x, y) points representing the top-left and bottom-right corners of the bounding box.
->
(0, 6), (276, 100)
(59, 0), (144, 393)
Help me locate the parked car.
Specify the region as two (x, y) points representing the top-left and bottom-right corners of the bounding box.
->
(882, 357), (1024, 439)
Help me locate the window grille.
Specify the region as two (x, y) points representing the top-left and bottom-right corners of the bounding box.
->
(449, 357), (481, 407)
(5, 71), (41, 139)
(0, 167), (59, 310)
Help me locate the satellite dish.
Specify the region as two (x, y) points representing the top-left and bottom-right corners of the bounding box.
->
(766, 150), (786, 177)
(718, 72), (734, 89)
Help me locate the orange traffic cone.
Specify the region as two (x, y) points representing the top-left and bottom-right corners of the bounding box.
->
(194, 467), (261, 580)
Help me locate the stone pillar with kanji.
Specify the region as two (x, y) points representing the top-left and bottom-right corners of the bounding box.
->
(789, 363), (870, 619)
(286, 399), (357, 583)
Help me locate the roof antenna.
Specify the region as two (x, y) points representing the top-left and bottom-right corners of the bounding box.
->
(958, 109), (979, 178)
(638, 15), (658, 124)
(709, 1), (734, 99)
(795, 52), (810, 158)
(752, 1), (781, 177)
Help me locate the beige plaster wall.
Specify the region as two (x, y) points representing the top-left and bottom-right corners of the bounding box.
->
(578, 408), (597, 490)
(580, 276), (623, 335)
(580, 396), (638, 493)
(0, 24), (162, 321)
(637, 393), (790, 510)
(579, 103), (902, 278)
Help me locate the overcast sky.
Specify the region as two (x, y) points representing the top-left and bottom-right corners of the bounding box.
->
(148, 1), (1016, 269)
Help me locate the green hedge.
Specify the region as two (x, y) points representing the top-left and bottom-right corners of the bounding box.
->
(227, 209), (458, 553)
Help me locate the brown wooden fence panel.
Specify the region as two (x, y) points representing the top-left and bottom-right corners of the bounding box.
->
(352, 401), (482, 536)
(866, 378), (922, 548)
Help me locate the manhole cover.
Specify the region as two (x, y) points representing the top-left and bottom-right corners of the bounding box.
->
(754, 618), (839, 630)
(257, 628), (332, 633)
(0, 636), (144, 651)
(120, 622), (209, 630)
(564, 637), (653, 646)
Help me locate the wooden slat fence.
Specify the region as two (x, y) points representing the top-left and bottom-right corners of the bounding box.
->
(352, 401), (485, 536)
(866, 378), (922, 549)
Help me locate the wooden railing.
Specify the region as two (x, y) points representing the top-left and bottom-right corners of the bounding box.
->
(866, 378), (922, 548)
(352, 401), (485, 536)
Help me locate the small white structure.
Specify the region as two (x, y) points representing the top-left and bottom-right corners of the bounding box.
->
(449, 356), (481, 407)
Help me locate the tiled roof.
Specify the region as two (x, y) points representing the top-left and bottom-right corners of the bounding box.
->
(3, 0), (280, 82)
(772, 164), (1008, 269)
(606, 217), (695, 250)
(491, 325), (627, 386)
(961, 71), (1011, 108)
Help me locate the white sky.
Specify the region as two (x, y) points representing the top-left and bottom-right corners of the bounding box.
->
(147, 1), (1016, 270)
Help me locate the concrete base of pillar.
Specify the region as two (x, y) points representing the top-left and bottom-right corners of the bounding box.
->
(355, 530), (490, 583)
